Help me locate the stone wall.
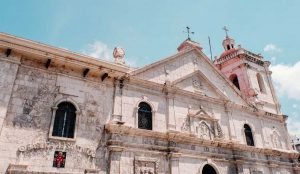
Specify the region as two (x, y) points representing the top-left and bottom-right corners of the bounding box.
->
(0, 52), (20, 171)
(0, 54), (114, 173)
(0, 45), (298, 173)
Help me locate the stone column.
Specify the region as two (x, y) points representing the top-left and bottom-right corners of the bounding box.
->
(169, 153), (181, 174)
(283, 115), (293, 150)
(112, 80), (123, 123)
(257, 117), (267, 148)
(108, 146), (123, 174)
(225, 102), (235, 140)
(166, 94), (176, 131)
(0, 55), (20, 135)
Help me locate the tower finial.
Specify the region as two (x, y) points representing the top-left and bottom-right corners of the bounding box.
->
(184, 26), (194, 40)
(222, 26), (229, 38)
(221, 26), (235, 51)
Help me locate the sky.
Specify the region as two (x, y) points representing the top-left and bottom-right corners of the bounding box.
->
(1, 0), (300, 135)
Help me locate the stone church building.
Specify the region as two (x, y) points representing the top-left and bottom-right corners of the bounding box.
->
(0, 31), (299, 174)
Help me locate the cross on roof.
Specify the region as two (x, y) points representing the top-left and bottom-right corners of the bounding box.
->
(222, 26), (229, 37)
(184, 26), (194, 40)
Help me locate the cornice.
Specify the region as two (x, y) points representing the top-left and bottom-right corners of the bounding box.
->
(105, 124), (299, 159)
(129, 77), (285, 122)
(0, 32), (130, 74)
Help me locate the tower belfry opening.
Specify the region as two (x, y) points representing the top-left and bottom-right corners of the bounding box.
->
(222, 26), (235, 51)
(214, 27), (281, 114)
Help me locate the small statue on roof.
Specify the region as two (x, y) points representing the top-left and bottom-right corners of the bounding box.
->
(113, 47), (125, 65)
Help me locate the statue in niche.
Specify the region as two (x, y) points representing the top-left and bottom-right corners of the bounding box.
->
(197, 122), (211, 140)
(272, 132), (281, 149)
(181, 117), (190, 132)
(216, 122), (224, 138)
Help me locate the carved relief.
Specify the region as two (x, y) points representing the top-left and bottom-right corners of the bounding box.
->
(134, 157), (159, 174)
(272, 131), (282, 149)
(187, 105), (223, 139)
(192, 77), (202, 90)
(216, 122), (224, 138)
(18, 141), (96, 158)
(18, 141), (96, 168)
(181, 117), (190, 132)
(196, 122), (212, 140)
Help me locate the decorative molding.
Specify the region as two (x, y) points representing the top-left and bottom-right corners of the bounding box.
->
(134, 156), (159, 174)
(18, 141), (96, 157)
(0, 33), (130, 73)
(105, 124), (300, 160)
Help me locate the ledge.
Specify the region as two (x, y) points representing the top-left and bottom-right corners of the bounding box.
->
(6, 164), (28, 174)
(85, 169), (100, 174)
(48, 136), (76, 142)
(105, 123), (300, 159)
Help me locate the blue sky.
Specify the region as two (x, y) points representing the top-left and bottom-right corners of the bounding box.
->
(1, 0), (300, 135)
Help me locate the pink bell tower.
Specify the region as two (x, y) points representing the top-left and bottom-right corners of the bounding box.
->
(214, 27), (281, 114)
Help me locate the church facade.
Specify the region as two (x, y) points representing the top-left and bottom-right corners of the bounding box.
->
(0, 32), (299, 174)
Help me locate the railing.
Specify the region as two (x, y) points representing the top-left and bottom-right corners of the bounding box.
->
(216, 48), (265, 66)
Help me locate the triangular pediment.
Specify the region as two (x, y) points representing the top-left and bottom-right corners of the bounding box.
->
(131, 48), (249, 106)
(172, 70), (228, 100)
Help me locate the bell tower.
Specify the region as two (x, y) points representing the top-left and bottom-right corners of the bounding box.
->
(222, 26), (235, 51)
(214, 27), (281, 114)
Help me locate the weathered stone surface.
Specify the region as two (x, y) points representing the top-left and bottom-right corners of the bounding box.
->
(0, 33), (299, 174)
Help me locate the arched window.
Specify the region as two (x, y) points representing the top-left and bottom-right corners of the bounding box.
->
(227, 45), (231, 50)
(52, 102), (77, 138)
(229, 74), (240, 90)
(256, 73), (266, 93)
(244, 124), (254, 146)
(202, 164), (217, 174)
(138, 102), (152, 130)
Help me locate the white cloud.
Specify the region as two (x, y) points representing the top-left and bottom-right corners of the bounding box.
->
(271, 61), (300, 135)
(264, 43), (282, 54)
(287, 111), (300, 135)
(270, 61), (300, 100)
(82, 41), (137, 67)
(82, 41), (113, 61)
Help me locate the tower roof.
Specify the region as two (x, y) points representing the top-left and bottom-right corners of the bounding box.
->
(177, 39), (202, 52)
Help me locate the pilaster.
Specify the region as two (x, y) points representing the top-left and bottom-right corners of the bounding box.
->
(108, 146), (124, 174)
(169, 153), (181, 174)
(166, 94), (176, 131)
(112, 79), (124, 123)
(225, 102), (235, 140)
(0, 54), (20, 135)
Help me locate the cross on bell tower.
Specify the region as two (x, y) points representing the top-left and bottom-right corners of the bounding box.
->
(215, 27), (281, 114)
(222, 26), (229, 38)
(222, 26), (235, 51)
(184, 26), (194, 40)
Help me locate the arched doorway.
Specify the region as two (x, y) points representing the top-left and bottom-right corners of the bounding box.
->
(202, 164), (217, 174)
